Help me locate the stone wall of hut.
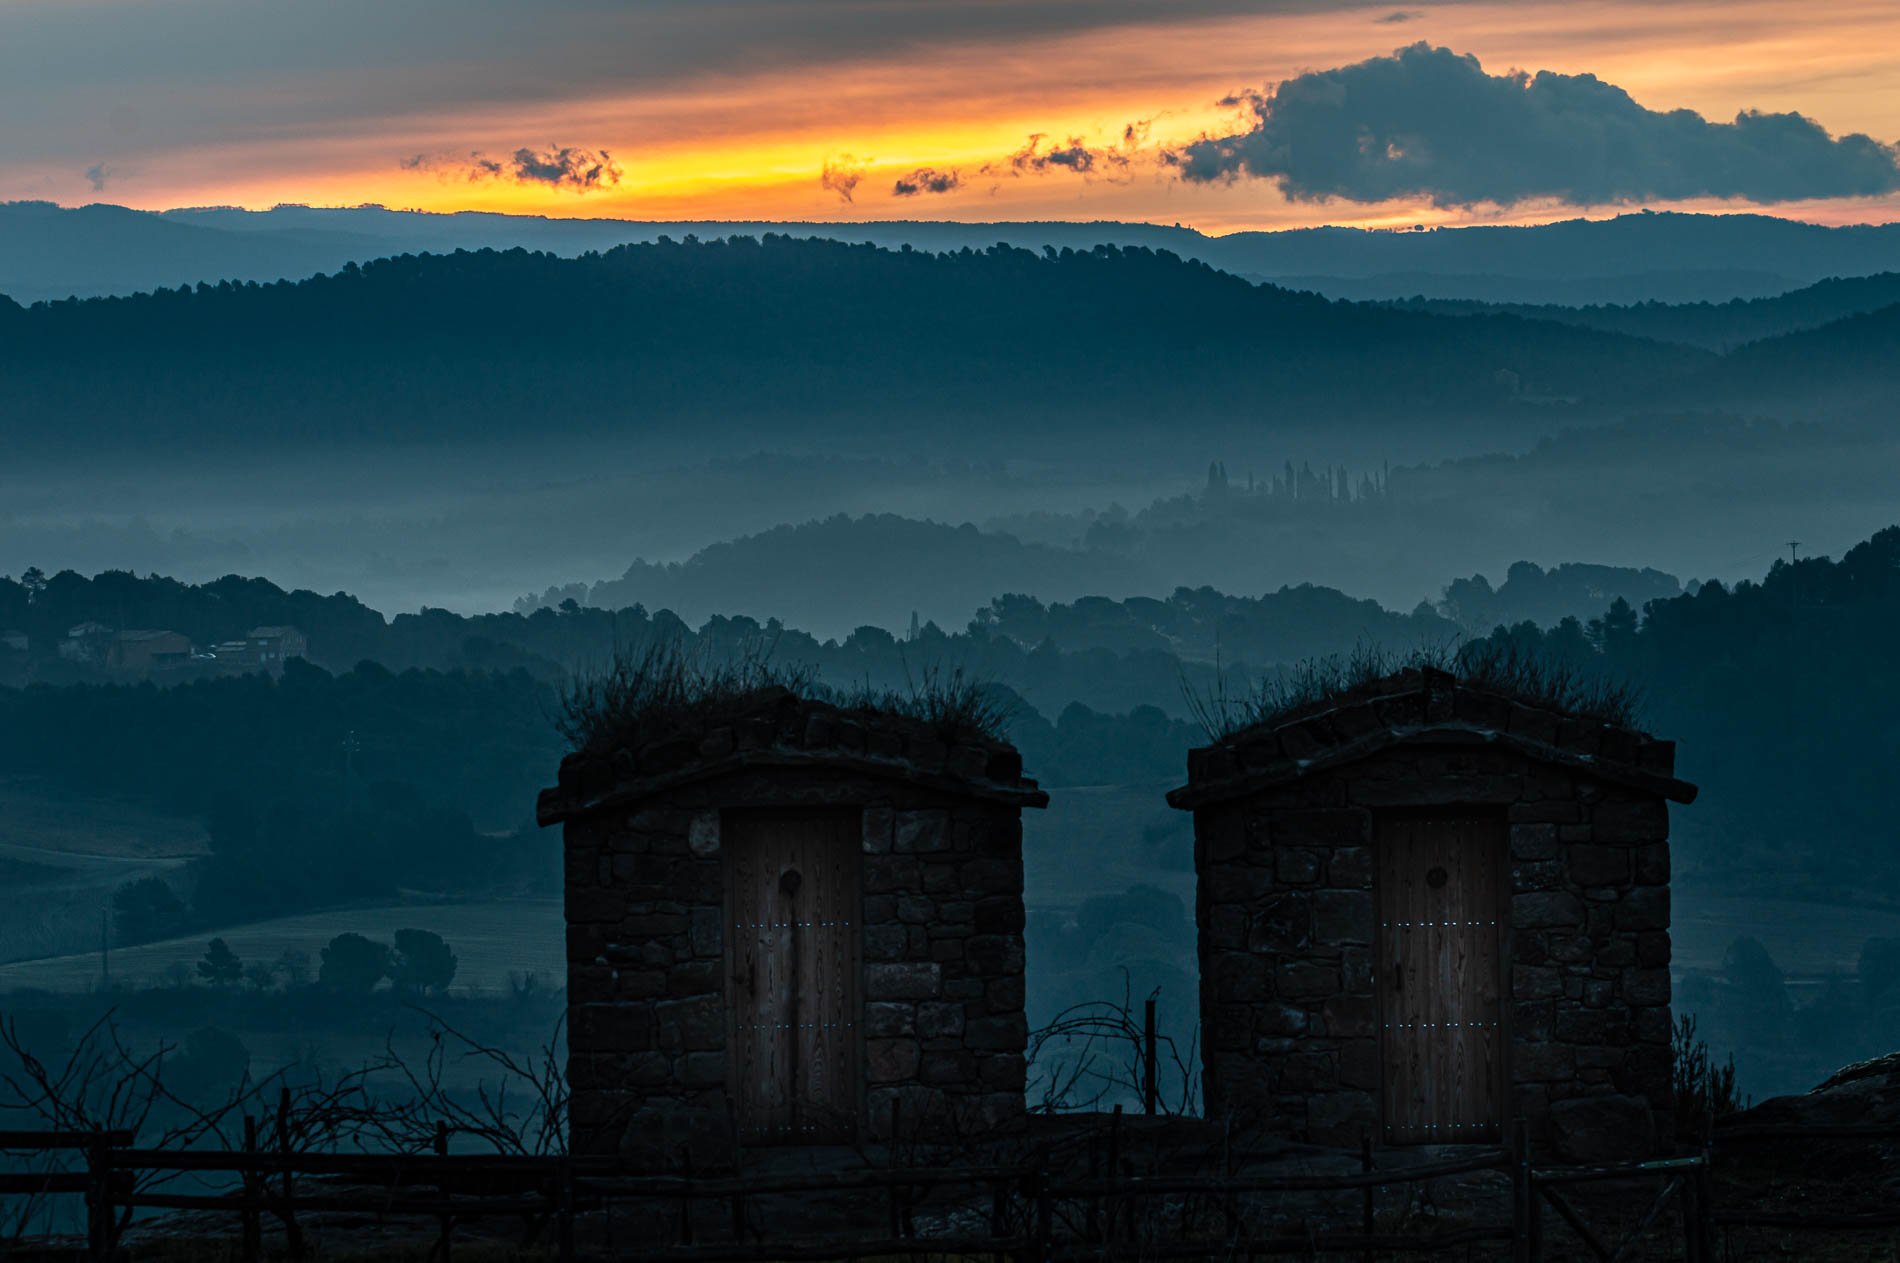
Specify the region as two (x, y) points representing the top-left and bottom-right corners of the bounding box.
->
(1187, 700), (1678, 1156)
(559, 766), (1030, 1165)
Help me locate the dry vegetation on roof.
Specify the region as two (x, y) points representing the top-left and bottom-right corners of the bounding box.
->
(556, 640), (1012, 759)
(1188, 641), (1644, 741)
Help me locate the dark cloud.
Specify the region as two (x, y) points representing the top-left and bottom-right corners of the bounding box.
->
(1004, 133), (1130, 177)
(1168, 43), (1900, 207)
(892, 167), (962, 197)
(509, 146), (621, 190)
(1375, 10), (1421, 22)
(895, 122), (1156, 197)
(402, 145), (622, 192)
(84, 163), (110, 192)
(820, 156), (868, 203)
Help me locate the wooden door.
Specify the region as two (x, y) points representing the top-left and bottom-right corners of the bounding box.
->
(1376, 816), (1507, 1144)
(725, 811), (862, 1144)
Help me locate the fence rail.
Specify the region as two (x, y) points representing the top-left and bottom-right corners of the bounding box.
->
(3, 1114), (1897, 1261)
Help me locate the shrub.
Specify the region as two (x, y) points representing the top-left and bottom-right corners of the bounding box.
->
(558, 639), (1009, 757)
(391, 929), (458, 995)
(1188, 639), (1643, 740)
(319, 932), (390, 993)
(196, 937), (242, 987)
(275, 948), (312, 988)
(112, 876), (190, 947)
(1672, 1012), (1746, 1142)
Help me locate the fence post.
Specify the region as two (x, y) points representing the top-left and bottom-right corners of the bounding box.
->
(85, 1126), (113, 1263)
(434, 1120), (454, 1263)
(1695, 1121), (1717, 1263)
(1143, 997), (1158, 1116)
(557, 1156), (576, 1263)
(1360, 1125), (1375, 1263)
(241, 1115), (262, 1263)
(277, 1085), (304, 1260)
(1680, 1160), (1701, 1263)
(989, 1174), (1007, 1263)
(1107, 1104), (1125, 1242)
(1510, 1117), (1533, 1263)
(1083, 1130), (1100, 1243)
(1032, 1169), (1052, 1263)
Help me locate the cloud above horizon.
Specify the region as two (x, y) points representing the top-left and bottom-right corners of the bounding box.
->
(892, 167), (962, 196)
(402, 146), (623, 192)
(1169, 42), (1900, 206)
(821, 156), (869, 202)
(887, 125), (1153, 199)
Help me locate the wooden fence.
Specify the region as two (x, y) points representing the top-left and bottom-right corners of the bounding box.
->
(5, 1116), (1900, 1261)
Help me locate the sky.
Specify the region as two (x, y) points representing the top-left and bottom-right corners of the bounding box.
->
(4, 0), (1900, 232)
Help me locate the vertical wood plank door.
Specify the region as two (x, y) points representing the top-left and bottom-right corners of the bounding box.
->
(725, 812), (862, 1144)
(1376, 816), (1507, 1144)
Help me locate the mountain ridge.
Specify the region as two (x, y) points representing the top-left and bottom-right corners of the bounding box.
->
(11, 202), (1900, 306)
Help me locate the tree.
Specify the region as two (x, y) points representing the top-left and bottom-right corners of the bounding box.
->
(276, 949), (313, 988)
(112, 877), (190, 946)
(319, 933), (390, 993)
(391, 929), (459, 995)
(196, 938), (243, 987)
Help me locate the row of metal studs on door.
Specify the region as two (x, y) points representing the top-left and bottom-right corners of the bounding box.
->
(1382, 921), (1499, 927)
(744, 1022), (855, 1030)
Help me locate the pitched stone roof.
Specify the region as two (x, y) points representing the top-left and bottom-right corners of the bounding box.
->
(538, 686), (1047, 825)
(1167, 666), (1696, 810)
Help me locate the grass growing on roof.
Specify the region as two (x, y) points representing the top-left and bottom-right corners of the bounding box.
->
(1186, 641), (1643, 742)
(557, 639), (1012, 758)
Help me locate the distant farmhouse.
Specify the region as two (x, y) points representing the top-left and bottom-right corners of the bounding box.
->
(208, 626), (310, 673)
(58, 621), (113, 664)
(107, 629), (193, 674)
(41, 621), (308, 680)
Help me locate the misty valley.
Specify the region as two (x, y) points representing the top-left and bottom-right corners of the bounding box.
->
(6, 202), (1900, 1257)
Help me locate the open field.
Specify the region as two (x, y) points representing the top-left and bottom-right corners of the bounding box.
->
(0, 898), (566, 994)
(0, 777), (209, 859)
(0, 779), (208, 963)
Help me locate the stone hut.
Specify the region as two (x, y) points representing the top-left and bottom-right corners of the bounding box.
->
(1166, 667), (1696, 1158)
(538, 686), (1047, 1165)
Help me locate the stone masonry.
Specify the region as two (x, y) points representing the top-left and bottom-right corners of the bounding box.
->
(1167, 668), (1696, 1159)
(538, 688), (1046, 1167)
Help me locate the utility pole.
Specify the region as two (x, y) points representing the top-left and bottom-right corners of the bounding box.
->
(1786, 541), (1801, 614)
(100, 909), (110, 982)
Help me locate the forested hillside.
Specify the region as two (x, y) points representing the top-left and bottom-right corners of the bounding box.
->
(0, 237), (1705, 454)
(1382, 273), (1900, 350)
(9, 528), (1900, 937)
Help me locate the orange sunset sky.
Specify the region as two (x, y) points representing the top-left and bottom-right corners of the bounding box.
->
(4, 0), (1900, 232)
